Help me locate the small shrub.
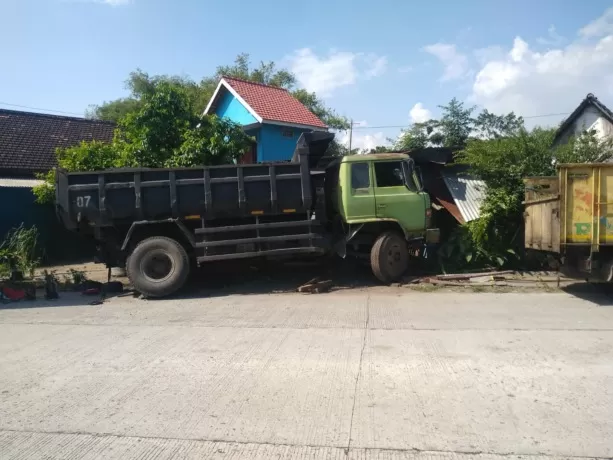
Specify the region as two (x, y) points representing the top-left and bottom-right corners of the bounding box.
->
(0, 225), (40, 278)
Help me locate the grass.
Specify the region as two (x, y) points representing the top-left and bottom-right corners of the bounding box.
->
(409, 284), (444, 292)
(0, 225), (40, 278)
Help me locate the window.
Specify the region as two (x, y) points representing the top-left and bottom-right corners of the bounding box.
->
(282, 128), (294, 138)
(374, 161), (405, 187)
(351, 163), (370, 189)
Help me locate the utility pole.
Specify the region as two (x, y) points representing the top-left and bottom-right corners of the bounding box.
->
(348, 118), (353, 154)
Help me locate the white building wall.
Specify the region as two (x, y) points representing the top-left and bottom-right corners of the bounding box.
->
(554, 106), (613, 146)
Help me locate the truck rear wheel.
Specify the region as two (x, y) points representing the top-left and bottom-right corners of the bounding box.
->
(370, 231), (409, 283)
(127, 236), (190, 298)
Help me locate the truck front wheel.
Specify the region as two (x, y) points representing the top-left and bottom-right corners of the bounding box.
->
(370, 231), (409, 283)
(127, 236), (190, 298)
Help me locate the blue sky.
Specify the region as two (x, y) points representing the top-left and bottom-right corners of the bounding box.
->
(3, 0), (613, 149)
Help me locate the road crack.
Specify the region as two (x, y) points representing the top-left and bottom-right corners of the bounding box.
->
(345, 293), (370, 456)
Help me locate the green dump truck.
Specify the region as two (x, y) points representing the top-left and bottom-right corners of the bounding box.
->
(56, 132), (439, 297)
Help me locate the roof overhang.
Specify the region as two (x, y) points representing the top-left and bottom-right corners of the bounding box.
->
(203, 78), (263, 123)
(242, 122), (262, 131)
(262, 119), (328, 131)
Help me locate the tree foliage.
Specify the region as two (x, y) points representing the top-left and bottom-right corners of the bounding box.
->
(394, 123), (431, 150)
(438, 126), (613, 271)
(34, 81), (252, 203)
(394, 98), (525, 151)
(437, 98), (476, 148)
(87, 53), (348, 130)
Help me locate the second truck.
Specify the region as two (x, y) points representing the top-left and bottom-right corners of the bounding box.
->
(56, 132), (439, 297)
(524, 163), (613, 281)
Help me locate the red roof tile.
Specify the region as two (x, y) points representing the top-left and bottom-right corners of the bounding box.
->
(0, 109), (115, 175)
(222, 77), (327, 129)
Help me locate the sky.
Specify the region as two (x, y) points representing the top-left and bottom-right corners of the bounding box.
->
(3, 0), (613, 150)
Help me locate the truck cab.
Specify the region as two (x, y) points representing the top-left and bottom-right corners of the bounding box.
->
(339, 154), (430, 236)
(327, 153), (437, 282)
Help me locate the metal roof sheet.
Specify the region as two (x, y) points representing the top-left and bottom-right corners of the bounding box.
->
(0, 177), (44, 188)
(441, 169), (486, 222)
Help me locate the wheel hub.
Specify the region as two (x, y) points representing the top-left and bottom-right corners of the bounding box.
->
(141, 250), (175, 282)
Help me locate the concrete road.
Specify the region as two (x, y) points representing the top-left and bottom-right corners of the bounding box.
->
(1, 289), (612, 459)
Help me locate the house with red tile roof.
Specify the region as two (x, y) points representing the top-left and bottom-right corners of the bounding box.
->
(204, 77), (328, 163)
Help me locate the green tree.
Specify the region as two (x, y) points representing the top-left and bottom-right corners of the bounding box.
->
(116, 80), (195, 167)
(168, 115), (255, 167)
(437, 98), (476, 148)
(442, 127), (613, 271)
(291, 89), (349, 130)
(394, 123), (431, 150)
(34, 81), (252, 203)
(88, 54), (348, 130)
(473, 110), (524, 139)
(367, 145), (393, 154)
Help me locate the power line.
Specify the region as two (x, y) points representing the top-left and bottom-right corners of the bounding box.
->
(350, 112), (571, 130)
(0, 102), (85, 117)
(0, 100), (571, 127)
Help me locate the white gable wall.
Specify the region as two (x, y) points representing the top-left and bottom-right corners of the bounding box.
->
(555, 106), (613, 146)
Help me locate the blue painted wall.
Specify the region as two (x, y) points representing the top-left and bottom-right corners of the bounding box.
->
(215, 90), (257, 125)
(258, 124), (312, 162)
(213, 89), (318, 163)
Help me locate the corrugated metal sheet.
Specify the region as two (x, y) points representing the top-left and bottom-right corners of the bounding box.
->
(441, 169), (486, 223)
(0, 177), (44, 188)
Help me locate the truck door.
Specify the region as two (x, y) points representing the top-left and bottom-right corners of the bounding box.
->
(345, 162), (376, 220)
(373, 160), (426, 231)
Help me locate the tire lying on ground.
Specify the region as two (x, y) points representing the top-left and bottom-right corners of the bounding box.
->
(126, 236), (190, 298)
(370, 231), (409, 283)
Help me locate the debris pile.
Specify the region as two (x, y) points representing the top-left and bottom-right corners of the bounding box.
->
(408, 270), (563, 288)
(297, 277), (333, 294)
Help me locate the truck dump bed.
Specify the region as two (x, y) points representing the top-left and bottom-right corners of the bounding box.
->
(559, 163), (613, 247)
(524, 164), (613, 253)
(56, 132), (334, 230)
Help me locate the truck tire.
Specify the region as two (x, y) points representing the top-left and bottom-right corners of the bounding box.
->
(370, 231), (409, 283)
(126, 236), (190, 298)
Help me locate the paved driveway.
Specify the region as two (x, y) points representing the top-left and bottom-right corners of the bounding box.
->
(1, 289), (612, 459)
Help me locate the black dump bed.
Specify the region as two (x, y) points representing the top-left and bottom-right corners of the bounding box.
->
(56, 132), (334, 230)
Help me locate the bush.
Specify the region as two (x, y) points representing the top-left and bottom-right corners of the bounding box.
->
(446, 128), (613, 271)
(0, 225), (40, 278)
(33, 82), (253, 204)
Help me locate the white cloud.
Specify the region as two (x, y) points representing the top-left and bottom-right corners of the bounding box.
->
(398, 65), (413, 74)
(580, 7), (613, 38)
(338, 130), (389, 152)
(409, 103), (432, 124)
(469, 7), (613, 126)
(474, 46), (505, 65)
(287, 48), (387, 96)
(537, 25), (566, 47)
(364, 55), (388, 78)
(423, 43), (468, 81)
(101, 0), (131, 4)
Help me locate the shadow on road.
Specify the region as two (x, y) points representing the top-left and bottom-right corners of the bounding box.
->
(169, 257), (381, 300)
(562, 282), (613, 306)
